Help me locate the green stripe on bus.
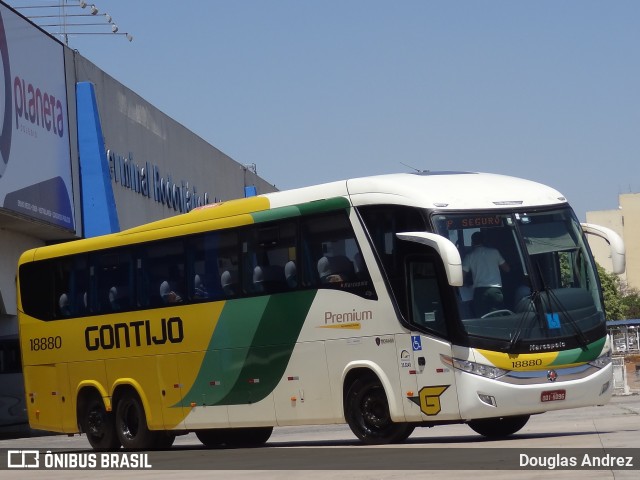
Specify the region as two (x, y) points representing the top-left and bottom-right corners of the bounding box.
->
(177, 290), (317, 407)
(250, 197), (351, 224)
(296, 197), (350, 216)
(251, 205), (302, 223)
(549, 337), (606, 366)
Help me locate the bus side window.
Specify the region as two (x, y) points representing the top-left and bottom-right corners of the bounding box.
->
(54, 260), (72, 319)
(95, 250), (132, 314)
(302, 211), (376, 299)
(19, 262), (54, 320)
(407, 258), (447, 337)
(213, 230), (240, 299)
(242, 222), (297, 296)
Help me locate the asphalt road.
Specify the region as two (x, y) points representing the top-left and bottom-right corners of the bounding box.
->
(1, 394), (639, 479)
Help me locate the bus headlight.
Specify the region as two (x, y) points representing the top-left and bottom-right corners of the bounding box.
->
(442, 355), (508, 379)
(588, 351), (612, 369)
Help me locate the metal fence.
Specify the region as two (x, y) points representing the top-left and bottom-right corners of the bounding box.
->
(612, 355), (629, 394)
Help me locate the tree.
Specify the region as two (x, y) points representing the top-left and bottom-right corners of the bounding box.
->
(620, 286), (640, 319)
(596, 264), (625, 320)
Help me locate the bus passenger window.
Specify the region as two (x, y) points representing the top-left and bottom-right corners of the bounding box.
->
(253, 264), (286, 293)
(242, 222), (297, 296)
(95, 250), (132, 314)
(408, 259), (447, 337)
(301, 211), (377, 300)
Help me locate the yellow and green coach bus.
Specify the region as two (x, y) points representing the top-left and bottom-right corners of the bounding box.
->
(17, 172), (625, 450)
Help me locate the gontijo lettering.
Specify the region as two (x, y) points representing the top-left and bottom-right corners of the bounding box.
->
(85, 317), (184, 351)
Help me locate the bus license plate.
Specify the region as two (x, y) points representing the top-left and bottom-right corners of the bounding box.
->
(541, 389), (566, 402)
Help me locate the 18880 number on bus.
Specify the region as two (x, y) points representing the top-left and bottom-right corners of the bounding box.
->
(511, 359), (543, 368)
(30, 336), (62, 351)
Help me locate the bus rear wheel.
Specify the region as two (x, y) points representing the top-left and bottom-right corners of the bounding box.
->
(345, 376), (414, 445)
(468, 415), (530, 438)
(79, 391), (121, 451)
(115, 390), (158, 450)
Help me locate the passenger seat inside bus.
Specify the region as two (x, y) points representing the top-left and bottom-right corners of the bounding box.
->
(193, 274), (209, 299)
(285, 261), (297, 288)
(58, 293), (71, 317)
(253, 265), (286, 293)
(317, 255), (354, 284)
(221, 270), (238, 297)
(108, 286), (121, 311)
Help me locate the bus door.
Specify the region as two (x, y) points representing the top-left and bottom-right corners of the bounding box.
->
(404, 257), (460, 421)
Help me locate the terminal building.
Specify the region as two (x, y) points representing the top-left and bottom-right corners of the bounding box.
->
(0, 2), (276, 432)
(586, 193), (640, 293)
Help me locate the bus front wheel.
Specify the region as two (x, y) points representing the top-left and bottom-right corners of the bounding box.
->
(345, 376), (414, 445)
(196, 428), (228, 448)
(79, 391), (121, 451)
(226, 427), (273, 447)
(467, 415), (530, 438)
(115, 390), (158, 450)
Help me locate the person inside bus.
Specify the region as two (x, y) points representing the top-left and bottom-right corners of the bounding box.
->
(160, 280), (183, 304)
(462, 231), (510, 316)
(317, 255), (354, 284)
(193, 274), (209, 299)
(160, 266), (184, 304)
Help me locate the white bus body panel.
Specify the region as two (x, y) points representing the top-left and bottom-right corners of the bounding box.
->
(455, 363), (612, 420)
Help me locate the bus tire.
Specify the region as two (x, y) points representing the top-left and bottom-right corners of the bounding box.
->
(467, 415), (530, 438)
(345, 375), (415, 445)
(79, 391), (121, 451)
(154, 432), (176, 449)
(226, 427), (273, 447)
(115, 390), (157, 450)
(195, 428), (228, 448)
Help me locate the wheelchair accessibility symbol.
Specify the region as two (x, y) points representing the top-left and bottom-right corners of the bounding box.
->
(411, 335), (422, 351)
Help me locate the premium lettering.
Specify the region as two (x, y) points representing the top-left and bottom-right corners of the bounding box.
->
(324, 309), (373, 324)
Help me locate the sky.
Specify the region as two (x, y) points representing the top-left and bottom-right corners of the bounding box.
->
(10, 0), (640, 221)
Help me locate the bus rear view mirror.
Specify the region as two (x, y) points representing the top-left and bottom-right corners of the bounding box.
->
(581, 223), (626, 275)
(396, 232), (463, 286)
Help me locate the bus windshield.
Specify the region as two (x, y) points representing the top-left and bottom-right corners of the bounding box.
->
(432, 208), (605, 352)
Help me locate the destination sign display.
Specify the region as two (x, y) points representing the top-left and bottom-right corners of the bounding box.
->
(444, 215), (505, 230)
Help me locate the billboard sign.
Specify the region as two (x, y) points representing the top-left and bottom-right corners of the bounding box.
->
(0, 4), (74, 231)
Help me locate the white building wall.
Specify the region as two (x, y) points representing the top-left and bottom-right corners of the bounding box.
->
(587, 193), (640, 291)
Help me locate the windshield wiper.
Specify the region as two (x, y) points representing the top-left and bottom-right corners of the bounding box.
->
(507, 289), (538, 352)
(534, 260), (589, 350)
